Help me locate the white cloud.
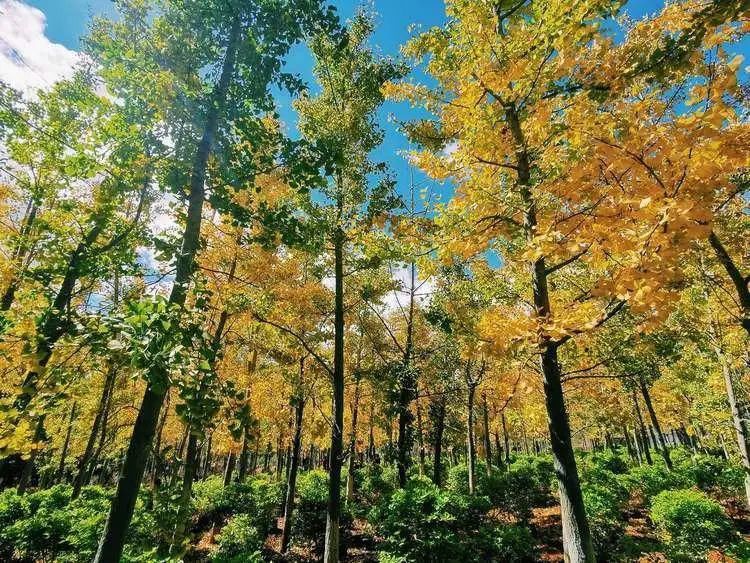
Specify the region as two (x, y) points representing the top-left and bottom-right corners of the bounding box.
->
(0, 0), (79, 94)
(382, 265), (434, 312)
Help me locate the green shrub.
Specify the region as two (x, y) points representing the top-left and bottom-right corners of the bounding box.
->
(0, 484), (73, 561)
(672, 453), (747, 497)
(0, 488), (30, 559)
(292, 470), (352, 553)
(580, 450), (630, 475)
(509, 455), (555, 491)
(583, 483), (625, 554)
(212, 514), (264, 563)
(0, 485), (158, 563)
(492, 524), (538, 562)
(354, 463), (397, 517)
(445, 458), (552, 522)
(59, 486), (112, 562)
(372, 477), (506, 562)
(621, 462), (691, 499)
(650, 489), (736, 561)
(219, 475), (283, 532)
(193, 475), (226, 519)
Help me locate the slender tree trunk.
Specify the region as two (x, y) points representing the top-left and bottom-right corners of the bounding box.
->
(432, 397), (446, 487)
(502, 411), (511, 465)
(396, 259), (417, 488)
(718, 351), (750, 507)
(237, 430), (249, 482)
(170, 432), (198, 554)
(346, 379), (360, 504)
(367, 405), (375, 462)
(466, 383), (476, 495)
(482, 393), (492, 476)
(223, 451), (236, 488)
(93, 19), (242, 563)
(416, 400), (426, 476)
(202, 433), (213, 478)
(494, 431), (503, 468)
(276, 433), (284, 481)
(623, 426), (637, 463)
(709, 232), (750, 336)
(73, 365), (117, 499)
(632, 390), (652, 465)
(639, 377), (672, 470)
(505, 94), (594, 561)
(631, 427), (643, 465)
(56, 402), (77, 483)
(323, 196), (346, 563)
(281, 392), (305, 553)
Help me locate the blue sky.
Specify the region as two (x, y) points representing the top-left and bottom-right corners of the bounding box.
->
(22, 0), (670, 205)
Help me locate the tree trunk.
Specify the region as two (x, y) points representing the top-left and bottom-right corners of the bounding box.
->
(631, 427), (643, 465)
(367, 405), (375, 462)
(623, 427), (637, 463)
(502, 411), (511, 465)
(482, 393), (492, 476)
(93, 19), (242, 562)
(632, 390), (653, 465)
(505, 95), (594, 561)
(323, 197), (346, 563)
(237, 430), (249, 482)
(708, 232), (750, 336)
(432, 397), (446, 487)
(202, 433), (213, 478)
(494, 431), (503, 468)
(540, 345), (595, 562)
(639, 377), (672, 470)
(170, 432), (199, 554)
(281, 394), (305, 553)
(56, 402), (77, 483)
(223, 451), (236, 487)
(346, 378), (360, 504)
(416, 400), (426, 476)
(73, 365), (117, 499)
(718, 352), (750, 507)
(466, 383), (476, 495)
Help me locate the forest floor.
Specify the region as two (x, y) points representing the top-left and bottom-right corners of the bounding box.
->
(188, 497), (750, 562)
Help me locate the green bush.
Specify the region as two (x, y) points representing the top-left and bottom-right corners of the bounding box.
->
(189, 474), (285, 535)
(672, 452), (747, 497)
(0, 485), (159, 563)
(621, 462), (691, 499)
(353, 463), (397, 517)
(650, 489), (736, 561)
(492, 524), (538, 562)
(445, 458), (552, 522)
(292, 470), (352, 553)
(372, 477), (516, 562)
(509, 455), (555, 491)
(583, 483), (625, 555)
(0, 488), (30, 559)
(578, 461), (632, 556)
(579, 450), (630, 475)
(59, 486), (112, 562)
(212, 514), (264, 563)
(193, 475), (226, 519)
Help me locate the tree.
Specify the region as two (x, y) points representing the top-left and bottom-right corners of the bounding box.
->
(88, 1), (336, 559)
